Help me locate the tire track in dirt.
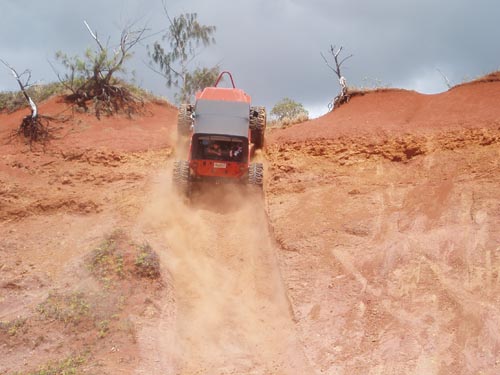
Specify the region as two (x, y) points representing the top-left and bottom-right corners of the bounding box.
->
(134, 166), (312, 374)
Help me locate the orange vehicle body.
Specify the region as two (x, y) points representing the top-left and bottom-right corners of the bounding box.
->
(187, 74), (255, 183)
(174, 71), (264, 193)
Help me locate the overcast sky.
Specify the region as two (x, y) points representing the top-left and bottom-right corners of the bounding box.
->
(1, 0), (499, 117)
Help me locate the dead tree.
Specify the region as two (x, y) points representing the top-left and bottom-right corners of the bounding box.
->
(321, 45), (353, 110)
(0, 59), (51, 144)
(54, 20), (147, 118)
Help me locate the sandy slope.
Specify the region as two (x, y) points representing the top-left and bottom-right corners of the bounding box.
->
(1, 76), (499, 374)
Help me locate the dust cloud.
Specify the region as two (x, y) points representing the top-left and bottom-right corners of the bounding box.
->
(135, 163), (312, 374)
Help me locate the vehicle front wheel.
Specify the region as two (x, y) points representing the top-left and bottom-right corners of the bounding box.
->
(249, 106), (266, 149)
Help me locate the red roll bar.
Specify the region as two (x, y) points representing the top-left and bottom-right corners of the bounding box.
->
(214, 71), (236, 88)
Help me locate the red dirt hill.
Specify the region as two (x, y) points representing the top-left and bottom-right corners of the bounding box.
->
(1, 77), (499, 374)
(265, 76), (500, 374)
(0, 96), (178, 153)
(269, 74), (500, 143)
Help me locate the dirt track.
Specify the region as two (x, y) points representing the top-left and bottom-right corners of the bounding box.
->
(1, 78), (500, 374)
(134, 169), (312, 374)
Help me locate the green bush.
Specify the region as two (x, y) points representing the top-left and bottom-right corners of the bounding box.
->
(88, 230), (126, 281)
(270, 97), (309, 121)
(37, 292), (90, 325)
(21, 354), (86, 375)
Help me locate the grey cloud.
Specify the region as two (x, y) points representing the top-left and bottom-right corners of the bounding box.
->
(1, 0), (499, 117)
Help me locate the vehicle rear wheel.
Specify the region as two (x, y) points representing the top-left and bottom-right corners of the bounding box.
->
(177, 104), (194, 138)
(248, 162), (263, 187)
(249, 106), (266, 149)
(173, 160), (191, 196)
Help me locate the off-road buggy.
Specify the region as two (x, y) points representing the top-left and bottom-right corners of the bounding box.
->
(173, 71), (266, 196)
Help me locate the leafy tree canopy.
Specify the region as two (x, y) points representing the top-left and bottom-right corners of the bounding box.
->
(149, 10), (218, 103)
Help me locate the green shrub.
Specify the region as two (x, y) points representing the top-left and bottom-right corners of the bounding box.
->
(21, 354), (86, 375)
(270, 97), (309, 121)
(88, 230), (126, 281)
(0, 317), (27, 336)
(37, 292), (90, 325)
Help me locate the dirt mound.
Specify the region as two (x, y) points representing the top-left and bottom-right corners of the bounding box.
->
(0, 95), (177, 153)
(268, 76), (500, 144)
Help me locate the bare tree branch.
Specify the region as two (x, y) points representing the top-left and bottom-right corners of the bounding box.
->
(144, 59), (175, 80)
(84, 20), (105, 52)
(0, 59), (37, 117)
(320, 52), (337, 74)
(103, 23), (147, 84)
(54, 21), (149, 118)
(321, 44), (353, 111)
(0, 59), (53, 145)
(436, 68), (452, 89)
(339, 54), (354, 67)
(324, 44), (353, 80)
(48, 59), (75, 93)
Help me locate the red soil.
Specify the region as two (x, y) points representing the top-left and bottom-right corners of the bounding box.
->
(0, 96), (178, 153)
(1, 76), (499, 374)
(269, 77), (500, 143)
(265, 77), (500, 374)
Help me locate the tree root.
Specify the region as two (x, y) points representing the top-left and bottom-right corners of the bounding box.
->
(66, 82), (144, 119)
(17, 115), (53, 145)
(329, 90), (351, 111)
(333, 92), (351, 109)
